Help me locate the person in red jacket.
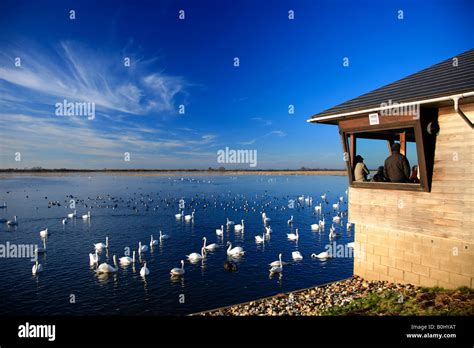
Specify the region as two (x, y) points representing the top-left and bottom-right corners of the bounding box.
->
(383, 143), (410, 183)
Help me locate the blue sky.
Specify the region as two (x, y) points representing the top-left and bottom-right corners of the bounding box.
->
(0, 0), (472, 169)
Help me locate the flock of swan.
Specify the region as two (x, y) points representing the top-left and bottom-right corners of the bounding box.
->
(2, 188), (354, 282)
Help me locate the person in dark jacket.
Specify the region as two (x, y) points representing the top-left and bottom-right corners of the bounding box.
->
(383, 143), (410, 182)
(409, 165), (420, 183)
(372, 166), (388, 182)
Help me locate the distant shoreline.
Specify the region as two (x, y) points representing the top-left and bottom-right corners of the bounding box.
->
(0, 169), (347, 177)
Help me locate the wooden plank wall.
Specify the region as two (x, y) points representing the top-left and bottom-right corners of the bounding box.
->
(349, 102), (474, 243)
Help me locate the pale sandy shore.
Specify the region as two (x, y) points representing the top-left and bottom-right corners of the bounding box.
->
(0, 170), (347, 177)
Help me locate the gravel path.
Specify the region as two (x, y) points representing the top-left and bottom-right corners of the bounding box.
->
(197, 276), (418, 316)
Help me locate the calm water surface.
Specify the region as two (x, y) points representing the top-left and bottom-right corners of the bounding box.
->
(0, 174), (353, 315)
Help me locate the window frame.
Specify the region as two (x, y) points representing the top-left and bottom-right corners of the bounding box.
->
(340, 120), (430, 192)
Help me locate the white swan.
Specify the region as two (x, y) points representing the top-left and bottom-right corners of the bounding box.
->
(150, 235), (159, 247)
(89, 250), (99, 266)
(7, 216), (18, 226)
(332, 202), (339, 210)
(321, 193), (327, 201)
(226, 218), (235, 227)
(96, 255), (118, 273)
(269, 253), (283, 274)
(119, 250), (136, 265)
(138, 241), (149, 254)
(269, 253), (286, 267)
(184, 211), (195, 222)
(339, 196), (344, 202)
(226, 242), (244, 257)
(287, 216), (293, 225)
(329, 226), (337, 239)
(32, 260), (43, 275)
(203, 237), (218, 251)
(170, 260), (185, 276)
(94, 236), (109, 251)
(314, 203), (322, 214)
(287, 228), (299, 241)
(234, 219), (244, 231)
(319, 217), (325, 229)
(311, 224), (320, 231)
(175, 210), (184, 219)
(39, 228), (48, 238)
(186, 247), (206, 261)
(346, 222), (352, 231)
(292, 251), (303, 260)
(159, 230), (169, 241)
(0, 202), (6, 209)
(62, 218), (68, 225)
(332, 215), (341, 223)
(140, 262), (150, 277)
(261, 212), (271, 223)
(311, 251), (331, 259)
(216, 225), (224, 236)
(265, 226), (272, 234)
(67, 210), (77, 219)
(82, 211), (91, 220)
(255, 233), (265, 243)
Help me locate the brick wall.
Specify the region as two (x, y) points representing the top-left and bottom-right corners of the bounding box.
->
(354, 225), (474, 289)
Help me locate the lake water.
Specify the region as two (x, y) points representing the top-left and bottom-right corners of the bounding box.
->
(0, 174), (353, 315)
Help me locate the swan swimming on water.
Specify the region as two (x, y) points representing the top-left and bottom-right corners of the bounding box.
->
(175, 210), (184, 219)
(226, 242), (244, 257)
(82, 211), (91, 220)
(234, 219), (244, 231)
(138, 241), (149, 254)
(186, 247), (206, 261)
(269, 253), (286, 267)
(62, 218), (68, 225)
(216, 225), (224, 236)
(184, 211), (195, 222)
(159, 230), (169, 241)
(287, 216), (293, 225)
(311, 251), (331, 259)
(226, 218), (235, 227)
(255, 233), (265, 243)
(269, 253), (283, 274)
(140, 262), (150, 277)
(287, 228), (299, 241)
(94, 237), (109, 251)
(170, 260), (185, 276)
(150, 235), (159, 247)
(7, 216), (18, 226)
(32, 260), (43, 275)
(119, 250), (135, 265)
(89, 250), (99, 266)
(311, 224), (320, 231)
(96, 255), (118, 273)
(203, 237), (218, 251)
(67, 210), (76, 219)
(39, 228), (48, 239)
(292, 251), (303, 260)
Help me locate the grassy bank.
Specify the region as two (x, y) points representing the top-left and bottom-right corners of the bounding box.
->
(321, 286), (474, 316)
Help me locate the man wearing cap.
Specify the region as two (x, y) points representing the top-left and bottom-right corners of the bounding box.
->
(384, 143), (411, 183)
(354, 155), (370, 182)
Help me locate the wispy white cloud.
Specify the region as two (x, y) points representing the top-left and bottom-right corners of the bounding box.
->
(266, 130), (286, 137)
(239, 139), (256, 145)
(0, 41), (186, 115)
(251, 117), (273, 126)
